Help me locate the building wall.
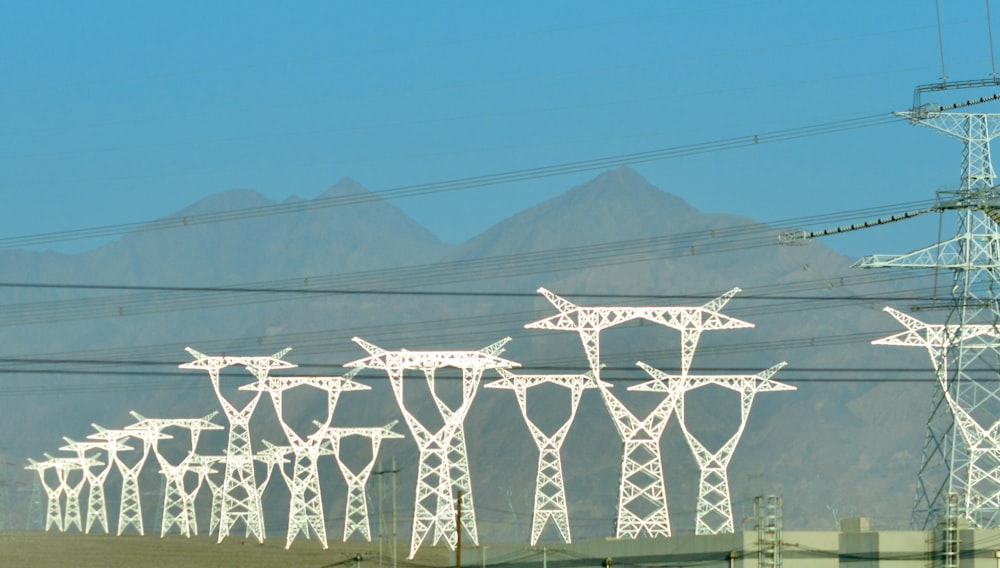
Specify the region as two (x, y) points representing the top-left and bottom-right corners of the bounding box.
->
(462, 526), (1000, 568)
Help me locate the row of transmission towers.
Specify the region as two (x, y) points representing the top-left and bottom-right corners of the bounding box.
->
(27, 348), (401, 551)
(26, 288), (792, 558)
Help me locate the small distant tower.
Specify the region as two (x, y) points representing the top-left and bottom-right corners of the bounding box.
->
(525, 287), (755, 539)
(316, 421), (403, 542)
(126, 411), (224, 538)
(242, 366), (369, 549)
(88, 424), (169, 535)
(484, 369), (600, 545)
(59, 437), (131, 534)
(346, 337), (517, 559)
(0, 450), (11, 535)
(24, 458), (61, 532)
(180, 347), (295, 544)
(637, 362), (791, 534)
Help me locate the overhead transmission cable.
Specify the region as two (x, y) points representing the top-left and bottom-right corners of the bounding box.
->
(0, 112), (905, 250)
(0, 198), (937, 328)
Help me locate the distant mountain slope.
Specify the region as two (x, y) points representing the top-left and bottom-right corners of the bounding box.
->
(0, 168), (932, 543)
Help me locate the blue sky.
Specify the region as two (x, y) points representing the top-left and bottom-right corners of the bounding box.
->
(2, 1), (998, 258)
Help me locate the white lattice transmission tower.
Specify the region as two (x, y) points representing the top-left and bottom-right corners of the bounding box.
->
(127, 411), (223, 538)
(316, 421), (403, 542)
(25, 457), (63, 532)
(484, 369), (600, 545)
(59, 437), (130, 534)
(874, 307), (1000, 526)
(87, 424), (167, 535)
(856, 110), (1000, 528)
(180, 347), (295, 544)
(636, 361), (791, 534)
(525, 287), (753, 539)
(242, 366), (369, 549)
(346, 337), (517, 559)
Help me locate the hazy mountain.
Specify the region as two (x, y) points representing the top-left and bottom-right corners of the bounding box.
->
(0, 168), (934, 542)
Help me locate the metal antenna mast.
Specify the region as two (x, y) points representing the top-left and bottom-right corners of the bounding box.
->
(525, 287), (754, 539)
(242, 365), (368, 549)
(856, 109), (1000, 528)
(180, 347), (295, 544)
(485, 369), (601, 545)
(346, 337), (517, 559)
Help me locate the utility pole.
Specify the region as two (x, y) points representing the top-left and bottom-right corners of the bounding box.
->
(372, 460), (401, 568)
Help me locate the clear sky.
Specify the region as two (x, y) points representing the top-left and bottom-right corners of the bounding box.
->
(2, 1), (999, 258)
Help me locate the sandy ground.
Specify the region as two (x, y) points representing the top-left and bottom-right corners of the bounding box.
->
(0, 531), (454, 568)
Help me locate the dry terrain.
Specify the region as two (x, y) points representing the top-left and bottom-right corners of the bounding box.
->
(0, 532), (454, 568)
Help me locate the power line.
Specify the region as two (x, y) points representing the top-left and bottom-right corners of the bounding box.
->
(0, 112), (905, 250)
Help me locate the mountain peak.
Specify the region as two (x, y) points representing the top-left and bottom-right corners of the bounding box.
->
(318, 177), (372, 199)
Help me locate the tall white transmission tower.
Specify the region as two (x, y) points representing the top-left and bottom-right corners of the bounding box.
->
(59, 437), (130, 534)
(242, 367), (369, 549)
(524, 287), (753, 539)
(636, 361), (791, 534)
(873, 307), (1000, 525)
(484, 369), (600, 545)
(346, 337), (517, 559)
(127, 411), (223, 538)
(87, 424), (168, 535)
(180, 347), (295, 544)
(856, 110), (1000, 528)
(316, 421), (404, 542)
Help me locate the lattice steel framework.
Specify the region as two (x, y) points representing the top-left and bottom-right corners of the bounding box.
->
(41, 455), (90, 533)
(636, 362), (791, 534)
(873, 307), (1000, 525)
(346, 337), (517, 559)
(243, 367), (368, 549)
(524, 287), (752, 539)
(195, 454), (225, 536)
(25, 458), (63, 532)
(316, 421), (403, 542)
(59, 437), (130, 534)
(180, 347), (295, 543)
(484, 369), (600, 545)
(88, 424), (167, 535)
(856, 111), (1000, 528)
(127, 411), (223, 538)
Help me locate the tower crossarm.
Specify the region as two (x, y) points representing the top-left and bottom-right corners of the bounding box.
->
(896, 112), (1000, 191)
(242, 369), (369, 449)
(855, 232), (1000, 269)
(255, 440), (293, 490)
(873, 307), (1000, 370)
(127, 411), (223, 461)
(526, 288), (753, 376)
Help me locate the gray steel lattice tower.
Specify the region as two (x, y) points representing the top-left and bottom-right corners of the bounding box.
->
(857, 111), (1000, 528)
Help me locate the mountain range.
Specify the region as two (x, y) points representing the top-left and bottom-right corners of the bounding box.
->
(0, 167), (935, 542)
